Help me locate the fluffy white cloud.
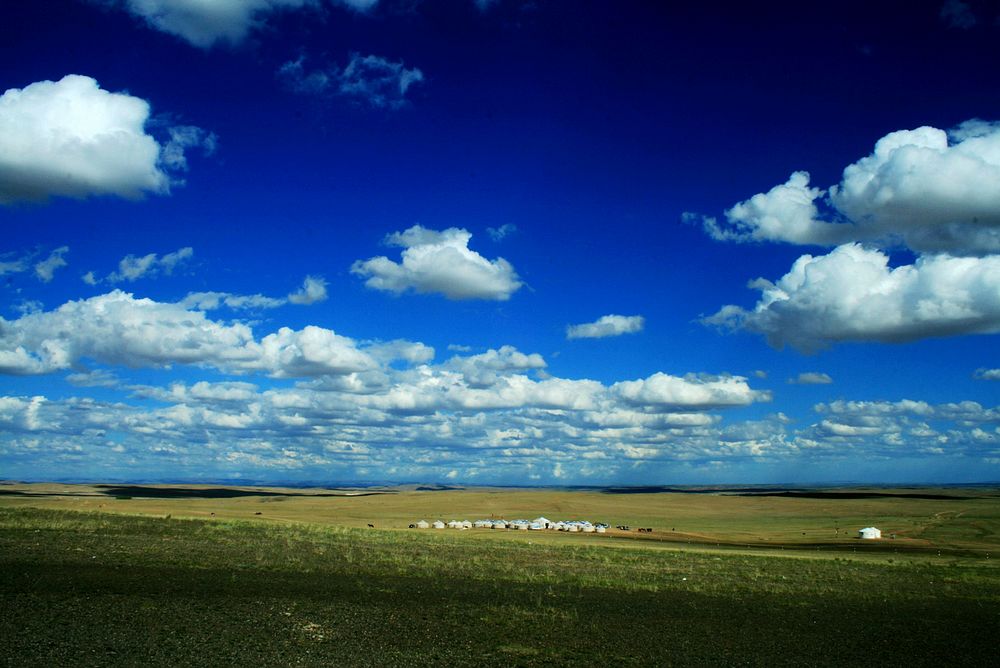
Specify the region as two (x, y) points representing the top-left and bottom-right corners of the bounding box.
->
(1, 248), (70, 282)
(806, 399), (1000, 454)
(179, 275), (327, 311)
(696, 121), (1000, 255)
(10, 327), (996, 482)
(280, 53), (423, 109)
(0, 252), (30, 276)
(699, 172), (850, 246)
(706, 244), (1000, 351)
(443, 346), (546, 387)
(351, 225), (523, 300)
(612, 373), (770, 411)
(789, 372), (833, 385)
(0, 290), (376, 378)
(120, 0), (377, 49)
(288, 275), (328, 305)
(567, 314), (645, 339)
(33, 247), (69, 283)
(104, 247), (194, 283)
(975, 368), (1000, 381)
(0, 75), (209, 204)
(65, 369), (119, 388)
(180, 291), (286, 311)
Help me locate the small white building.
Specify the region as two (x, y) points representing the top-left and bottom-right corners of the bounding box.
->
(415, 520), (430, 529)
(859, 526), (882, 540)
(432, 520), (446, 529)
(533, 517), (552, 529)
(447, 520), (462, 529)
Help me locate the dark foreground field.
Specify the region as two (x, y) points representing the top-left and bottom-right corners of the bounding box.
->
(2, 508), (999, 667)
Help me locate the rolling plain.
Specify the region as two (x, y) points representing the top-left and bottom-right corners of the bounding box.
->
(2, 482), (999, 666)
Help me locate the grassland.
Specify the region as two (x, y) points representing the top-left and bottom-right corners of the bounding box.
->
(2, 483), (999, 666)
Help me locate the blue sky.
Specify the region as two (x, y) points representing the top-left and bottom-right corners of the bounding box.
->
(1, 0), (998, 485)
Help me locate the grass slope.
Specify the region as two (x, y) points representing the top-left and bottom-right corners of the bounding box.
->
(2, 507), (999, 666)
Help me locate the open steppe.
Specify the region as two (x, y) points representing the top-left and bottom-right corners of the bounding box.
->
(2, 482), (999, 666)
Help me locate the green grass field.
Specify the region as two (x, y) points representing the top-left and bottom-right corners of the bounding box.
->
(2, 484), (999, 666)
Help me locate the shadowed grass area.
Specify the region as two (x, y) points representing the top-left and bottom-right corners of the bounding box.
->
(2, 508), (999, 666)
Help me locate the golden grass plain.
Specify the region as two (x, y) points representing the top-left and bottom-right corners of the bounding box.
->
(3, 482), (998, 556)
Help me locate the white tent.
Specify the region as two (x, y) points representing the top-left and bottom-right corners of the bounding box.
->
(447, 520), (462, 529)
(533, 517), (552, 528)
(432, 520), (446, 529)
(415, 520), (429, 529)
(461, 520), (473, 529)
(859, 527), (882, 539)
(473, 520), (492, 528)
(595, 525), (606, 533)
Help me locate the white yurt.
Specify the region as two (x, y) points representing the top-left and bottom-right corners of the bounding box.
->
(473, 520), (491, 528)
(447, 520), (461, 529)
(432, 520), (446, 529)
(415, 520), (430, 529)
(582, 524), (596, 533)
(595, 525), (607, 533)
(461, 520), (473, 529)
(533, 517), (552, 529)
(859, 527), (882, 539)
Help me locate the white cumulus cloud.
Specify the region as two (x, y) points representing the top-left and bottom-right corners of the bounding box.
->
(34, 247), (69, 283)
(351, 225), (522, 300)
(119, 0), (377, 49)
(612, 373), (770, 411)
(179, 291), (286, 311)
(103, 247), (194, 283)
(974, 368), (1000, 381)
(567, 314), (645, 340)
(0, 75), (209, 204)
(288, 275), (328, 305)
(695, 120), (1000, 256)
(0, 290), (377, 378)
(705, 244), (1000, 352)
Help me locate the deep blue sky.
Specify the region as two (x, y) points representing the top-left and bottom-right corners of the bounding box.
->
(1, 0), (998, 485)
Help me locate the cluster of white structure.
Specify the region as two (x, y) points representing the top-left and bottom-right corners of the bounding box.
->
(413, 516), (608, 533)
